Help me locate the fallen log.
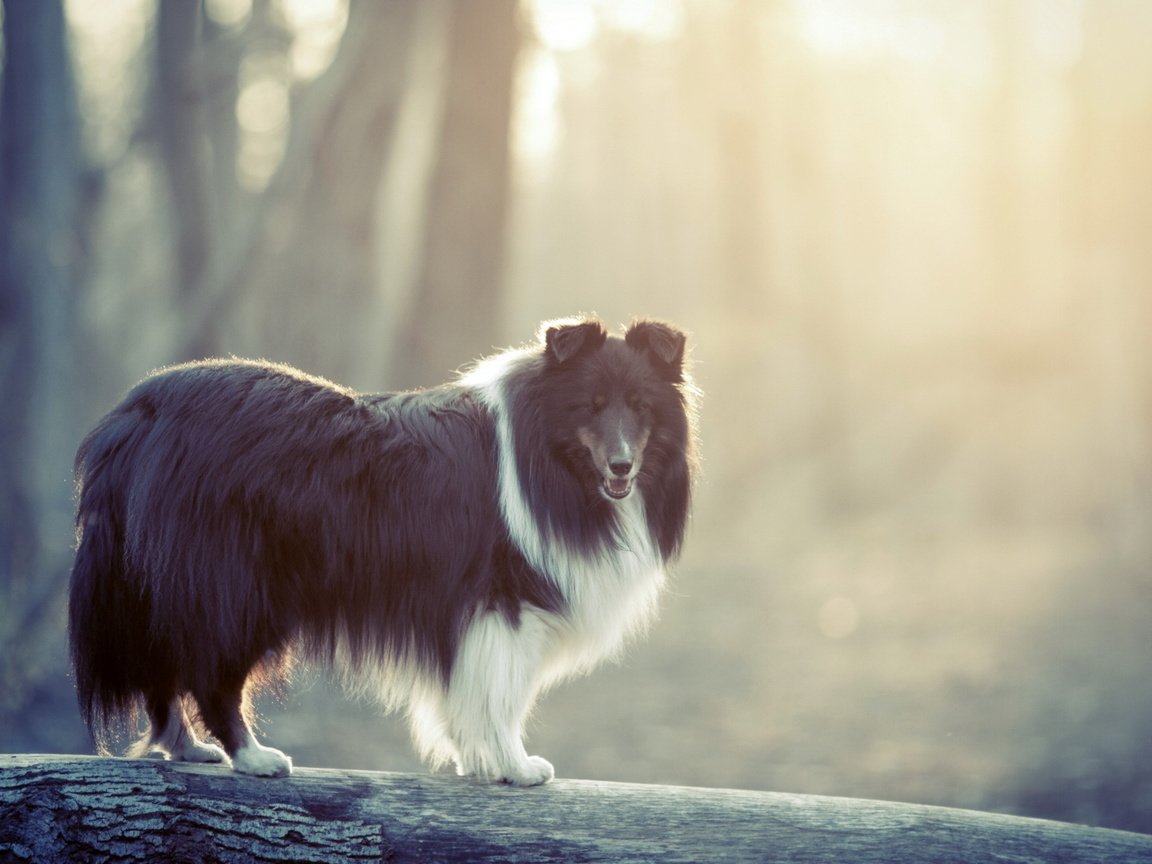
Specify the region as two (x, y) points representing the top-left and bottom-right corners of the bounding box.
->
(1, 754), (1149, 862)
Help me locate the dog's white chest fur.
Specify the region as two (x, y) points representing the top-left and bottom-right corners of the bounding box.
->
(527, 491), (665, 682)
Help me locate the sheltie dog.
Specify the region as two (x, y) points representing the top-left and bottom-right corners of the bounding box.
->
(69, 318), (696, 784)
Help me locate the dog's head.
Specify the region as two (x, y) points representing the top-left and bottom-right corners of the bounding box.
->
(541, 318), (688, 502)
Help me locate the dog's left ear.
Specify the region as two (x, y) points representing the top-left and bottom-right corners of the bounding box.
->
(625, 320), (687, 381)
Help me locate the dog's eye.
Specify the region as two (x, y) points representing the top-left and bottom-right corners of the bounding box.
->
(590, 394), (607, 413)
(627, 393), (646, 412)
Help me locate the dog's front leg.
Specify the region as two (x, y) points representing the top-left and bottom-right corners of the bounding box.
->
(444, 609), (555, 786)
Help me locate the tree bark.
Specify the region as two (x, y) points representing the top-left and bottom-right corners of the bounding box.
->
(2, 755), (1151, 863)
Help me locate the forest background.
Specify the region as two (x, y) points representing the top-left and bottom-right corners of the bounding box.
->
(2, 0), (1150, 834)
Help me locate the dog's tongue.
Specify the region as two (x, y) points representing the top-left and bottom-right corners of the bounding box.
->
(606, 477), (632, 499)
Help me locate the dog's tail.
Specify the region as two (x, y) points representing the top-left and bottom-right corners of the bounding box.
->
(69, 408), (153, 752)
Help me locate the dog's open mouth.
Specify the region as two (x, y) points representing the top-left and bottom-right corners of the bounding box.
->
(603, 477), (632, 499)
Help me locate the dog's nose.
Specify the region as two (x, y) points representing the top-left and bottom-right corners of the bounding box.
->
(609, 458), (632, 477)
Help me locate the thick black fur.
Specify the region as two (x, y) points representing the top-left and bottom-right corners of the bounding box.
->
(69, 318), (695, 773)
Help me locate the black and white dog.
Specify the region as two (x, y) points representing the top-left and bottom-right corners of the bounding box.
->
(69, 318), (696, 784)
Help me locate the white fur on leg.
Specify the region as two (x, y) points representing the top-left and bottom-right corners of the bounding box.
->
(434, 609), (555, 785)
(172, 736), (227, 764)
(231, 732), (293, 777)
(148, 698), (226, 764)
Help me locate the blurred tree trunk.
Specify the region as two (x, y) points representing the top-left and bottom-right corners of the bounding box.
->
(180, 0), (418, 386)
(154, 0), (215, 306)
(391, 0), (521, 389)
(983, 0), (1024, 354)
(980, 0), (1023, 525)
(786, 54), (853, 516)
(716, 0), (775, 311)
(202, 9), (244, 227)
(0, 0), (89, 731)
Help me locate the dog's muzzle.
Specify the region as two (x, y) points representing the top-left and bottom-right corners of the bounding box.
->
(603, 458), (633, 499)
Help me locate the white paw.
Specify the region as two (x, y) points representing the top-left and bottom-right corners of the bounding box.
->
(173, 740), (227, 764)
(502, 755), (554, 787)
(231, 743), (293, 777)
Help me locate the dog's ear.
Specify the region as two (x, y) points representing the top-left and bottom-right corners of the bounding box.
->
(625, 320), (687, 381)
(544, 319), (607, 364)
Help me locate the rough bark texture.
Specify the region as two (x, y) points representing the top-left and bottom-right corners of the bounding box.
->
(1, 755), (1150, 863)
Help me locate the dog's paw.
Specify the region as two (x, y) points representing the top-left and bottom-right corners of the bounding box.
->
(232, 743), (293, 778)
(502, 755), (554, 787)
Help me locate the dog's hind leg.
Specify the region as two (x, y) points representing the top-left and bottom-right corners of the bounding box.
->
(192, 670), (292, 777)
(143, 694), (226, 764)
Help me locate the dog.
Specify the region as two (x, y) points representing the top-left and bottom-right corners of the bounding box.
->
(69, 317), (696, 784)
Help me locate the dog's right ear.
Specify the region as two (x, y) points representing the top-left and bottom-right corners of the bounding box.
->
(543, 319), (607, 364)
